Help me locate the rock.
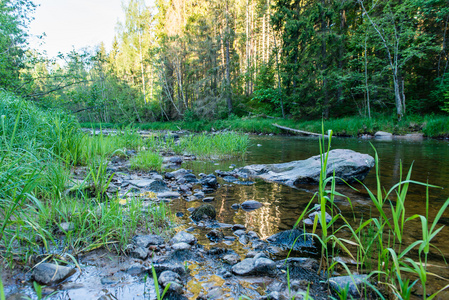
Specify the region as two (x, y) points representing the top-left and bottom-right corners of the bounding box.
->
(308, 211), (332, 226)
(157, 191), (181, 199)
(329, 275), (370, 298)
(193, 191), (205, 199)
(169, 157), (183, 164)
(222, 175), (238, 183)
(176, 212), (184, 217)
(266, 229), (315, 253)
(171, 231), (197, 245)
(234, 149), (374, 186)
(133, 235), (164, 248)
(129, 246), (149, 260)
(152, 263), (186, 276)
(126, 264), (147, 275)
(172, 242), (192, 251)
(206, 229), (224, 242)
(241, 200), (263, 211)
(247, 231), (259, 240)
(222, 253), (241, 265)
(239, 235), (249, 245)
(158, 270), (183, 294)
(101, 276), (119, 285)
(57, 222), (75, 234)
(233, 229), (246, 236)
(232, 224), (246, 231)
(374, 131), (393, 137)
(179, 173), (198, 184)
(202, 197), (214, 202)
(231, 204), (240, 210)
(129, 179), (169, 192)
(178, 184), (191, 193)
(32, 263), (76, 285)
(201, 175), (218, 188)
(231, 257), (276, 276)
(191, 204), (216, 222)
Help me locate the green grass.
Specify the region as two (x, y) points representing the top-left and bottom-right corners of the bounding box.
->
(80, 113), (449, 138)
(130, 151), (164, 172)
(176, 132), (249, 159)
(290, 127), (449, 299)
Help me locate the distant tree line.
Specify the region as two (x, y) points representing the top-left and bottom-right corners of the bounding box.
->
(2, 0), (449, 122)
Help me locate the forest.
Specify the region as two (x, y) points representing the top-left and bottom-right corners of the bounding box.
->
(2, 0), (449, 125)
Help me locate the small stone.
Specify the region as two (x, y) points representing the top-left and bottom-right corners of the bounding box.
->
(222, 253), (241, 265)
(308, 211), (332, 225)
(129, 247), (149, 260)
(232, 224), (246, 231)
(172, 242), (192, 250)
(191, 204), (216, 222)
(233, 230), (246, 236)
(32, 263), (75, 285)
(101, 276), (120, 285)
(329, 275), (370, 298)
(231, 204), (240, 210)
(202, 197), (214, 202)
(241, 200), (263, 211)
(176, 212), (184, 217)
(158, 271), (183, 294)
(231, 257), (276, 276)
(171, 231), (197, 245)
(132, 235), (164, 248)
(206, 229), (224, 242)
(126, 264), (147, 275)
(247, 231), (259, 240)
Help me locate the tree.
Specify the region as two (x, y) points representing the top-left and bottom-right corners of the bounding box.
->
(0, 0), (35, 90)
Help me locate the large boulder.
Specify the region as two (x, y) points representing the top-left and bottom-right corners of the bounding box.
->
(234, 149), (374, 186)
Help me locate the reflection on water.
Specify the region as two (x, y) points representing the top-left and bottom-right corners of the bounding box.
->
(175, 135), (449, 295)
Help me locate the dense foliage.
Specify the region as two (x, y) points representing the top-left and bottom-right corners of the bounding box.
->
(2, 0), (449, 122)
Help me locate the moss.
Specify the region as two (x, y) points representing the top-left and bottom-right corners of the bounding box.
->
(191, 204), (216, 222)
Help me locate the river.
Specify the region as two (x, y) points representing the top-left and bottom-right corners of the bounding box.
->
(178, 135), (449, 297)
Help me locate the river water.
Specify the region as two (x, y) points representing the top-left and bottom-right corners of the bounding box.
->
(178, 135), (449, 296)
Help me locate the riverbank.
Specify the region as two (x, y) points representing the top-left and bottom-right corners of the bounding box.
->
(80, 114), (449, 139)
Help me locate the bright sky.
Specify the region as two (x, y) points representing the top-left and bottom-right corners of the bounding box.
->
(28, 0), (132, 58)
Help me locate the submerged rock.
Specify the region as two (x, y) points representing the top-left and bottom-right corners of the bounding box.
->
(329, 275), (371, 298)
(206, 229), (224, 242)
(32, 263), (76, 285)
(241, 200), (263, 211)
(191, 204), (216, 222)
(234, 149), (374, 186)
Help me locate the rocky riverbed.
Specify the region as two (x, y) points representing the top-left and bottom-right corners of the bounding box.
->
(1, 142), (376, 300)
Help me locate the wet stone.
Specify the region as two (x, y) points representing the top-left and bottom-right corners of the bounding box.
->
(176, 212), (184, 217)
(129, 246), (149, 260)
(32, 263), (76, 285)
(308, 211), (332, 225)
(231, 257), (276, 276)
(222, 175), (238, 183)
(233, 230), (246, 236)
(247, 230), (259, 240)
(152, 263), (186, 276)
(101, 276), (120, 285)
(172, 242), (192, 251)
(231, 204), (240, 210)
(126, 264), (147, 275)
(158, 270), (183, 294)
(232, 224), (246, 231)
(171, 231), (197, 245)
(191, 204), (216, 222)
(202, 197), (214, 202)
(241, 200), (263, 211)
(132, 234), (164, 248)
(206, 229), (224, 242)
(222, 253), (241, 265)
(329, 274), (370, 298)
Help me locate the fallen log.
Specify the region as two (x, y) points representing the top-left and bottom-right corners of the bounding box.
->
(272, 123), (325, 137)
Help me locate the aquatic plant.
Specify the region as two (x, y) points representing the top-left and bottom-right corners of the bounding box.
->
(291, 124), (449, 299)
